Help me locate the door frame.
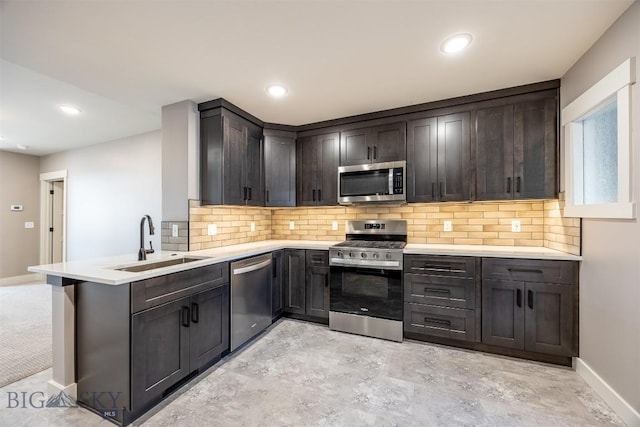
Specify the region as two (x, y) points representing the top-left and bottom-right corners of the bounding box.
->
(40, 170), (68, 264)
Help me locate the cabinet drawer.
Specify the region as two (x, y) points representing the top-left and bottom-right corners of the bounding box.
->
(132, 263), (229, 313)
(404, 255), (476, 278)
(306, 250), (328, 267)
(404, 273), (477, 309)
(482, 258), (575, 285)
(404, 302), (478, 342)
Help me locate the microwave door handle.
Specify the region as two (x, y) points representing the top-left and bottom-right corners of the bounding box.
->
(389, 169), (394, 194)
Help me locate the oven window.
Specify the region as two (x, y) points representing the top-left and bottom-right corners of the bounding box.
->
(342, 270), (389, 298)
(340, 169), (389, 196)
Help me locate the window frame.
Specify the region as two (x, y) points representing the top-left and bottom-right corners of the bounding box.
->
(562, 57), (636, 219)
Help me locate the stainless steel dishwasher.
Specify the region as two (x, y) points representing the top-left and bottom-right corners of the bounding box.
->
(230, 253), (273, 351)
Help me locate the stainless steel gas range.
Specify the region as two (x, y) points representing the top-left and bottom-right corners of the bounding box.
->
(328, 220), (406, 342)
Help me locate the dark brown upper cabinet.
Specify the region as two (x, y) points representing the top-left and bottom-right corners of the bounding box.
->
(297, 133), (339, 206)
(407, 112), (471, 202)
(339, 122), (406, 166)
(264, 130), (296, 207)
(476, 91), (557, 200)
(200, 109), (264, 206)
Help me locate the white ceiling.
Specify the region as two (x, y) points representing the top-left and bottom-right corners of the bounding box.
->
(0, 0), (634, 156)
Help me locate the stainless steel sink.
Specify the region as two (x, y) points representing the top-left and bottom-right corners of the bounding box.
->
(114, 256), (206, 272)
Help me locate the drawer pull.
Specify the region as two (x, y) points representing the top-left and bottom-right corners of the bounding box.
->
(424, 288), (450, 295)
(508, 268), (543, 274)
(528, 290), (534, 309)
(516, 289), (522, 307)
(425, 317), (451, 327)
(191, 302), (199, 323)
(181, 306), (190, 327)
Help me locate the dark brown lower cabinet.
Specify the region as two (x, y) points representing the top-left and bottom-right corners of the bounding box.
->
(271, 250), (284, 319)
(283, 249), (329, 320)
(482, 258), (576, 357)
(131, 284), (229, 413)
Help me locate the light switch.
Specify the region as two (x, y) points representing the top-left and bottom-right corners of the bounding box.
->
(250, 222), (256, 232)
(443, 221), (452, 232)
(332, 221), (338, 231)
(172, 224), (179, 237)
(289, 221), (295, 230)
(24, 221), (35, 229)
(207, 224), (217, 236)
(511, 220), (521, 233)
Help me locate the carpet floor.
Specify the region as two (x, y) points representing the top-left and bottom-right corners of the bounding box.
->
(0, 283), (52, 388)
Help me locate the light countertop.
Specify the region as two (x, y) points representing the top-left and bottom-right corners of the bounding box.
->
(29, 239), (580, 286)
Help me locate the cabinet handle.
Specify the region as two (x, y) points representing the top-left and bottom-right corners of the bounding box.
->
(439, 182), (444, 198)
(266, 190), (269, 203)
(527, 290), (534, 309)
(424, 317), (451, 326)
(431, 182), (436, 199)
(373, 145), (377, 159)
(516, 176), (521, 193)
(191, 302), (199, 323)
(424, 288), (450, 295)
(243, 187), (247, 201)
(248, 187), (252, 200)
(181, 306), (190, 327)
(272, 258), (277, 278)
(507, 177), (512, 193)
(516, 289), (522, 307)
(367, 146), (371, 160)
(508, 268), (543, 274)
(318, 189), (322, 201)
(312, 189), (316, 202)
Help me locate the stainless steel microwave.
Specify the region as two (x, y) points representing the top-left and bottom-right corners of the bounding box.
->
(337, 161), (406, 204)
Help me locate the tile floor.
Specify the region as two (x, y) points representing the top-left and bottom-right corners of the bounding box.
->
(0, 319), (623, 426)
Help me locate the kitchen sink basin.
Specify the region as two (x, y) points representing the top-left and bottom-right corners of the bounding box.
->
(114, 256), (207, 272)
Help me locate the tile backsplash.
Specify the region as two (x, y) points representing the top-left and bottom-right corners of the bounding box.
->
(189, 198), (580, 255)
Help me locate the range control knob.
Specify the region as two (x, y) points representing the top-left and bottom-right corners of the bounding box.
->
(386, 253), (393, 260)
(349, 252), (355, 258)
(337, 251), (343, 258)
(361, 252), (367, 259)
(372, 253), (379, 259)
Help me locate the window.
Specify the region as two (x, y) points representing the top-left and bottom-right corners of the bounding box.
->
(562, 57), (635, 219)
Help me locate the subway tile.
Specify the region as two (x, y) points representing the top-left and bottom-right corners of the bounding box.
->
(453, 211), (484, 219)
(483, 238), (515, 246)
(453, 238), (483, 245)
(468, 231), (499, 239)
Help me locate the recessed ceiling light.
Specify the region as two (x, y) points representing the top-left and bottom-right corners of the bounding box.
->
(266, 84), (288, 98)
(16, 144), (29, 150)
(440, 33), (473, 54)
(59, 105), (82, 115)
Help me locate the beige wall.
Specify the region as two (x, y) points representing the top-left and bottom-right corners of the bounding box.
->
(561, 0), (640, 417)
(0, 151), (40, 278)
(189, 200), (579, 255)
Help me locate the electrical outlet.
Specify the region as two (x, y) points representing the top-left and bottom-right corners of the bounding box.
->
(443, 221), (452, 232)
(511, 220), (521, 233)
(250, 222), (256, 232)
(289, 221), (295, 230)
(172, 224), (179, 237)
(207, 224), (217, 236)
(332, 221), (338, 231)
(24, 221), (35, 229)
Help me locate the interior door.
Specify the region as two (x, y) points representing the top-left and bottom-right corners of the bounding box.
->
(51, 180), (64, 263)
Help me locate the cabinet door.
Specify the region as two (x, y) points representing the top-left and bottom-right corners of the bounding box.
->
(271, 250), (284, 319)
(306, 265), (329, 319)
(200, 115), (224, 205)
(131, 297), (191, 412)
(407, 117), (438, 202)
(297, 135), (318, 206)
(245, 125), (264, 206)
(524, 282), (573, 356)
(222, 115), (247, 206)
(514, 97), (557, 199)
(189, 285), (229, 370)
(265, 135), (296, 207)
(370, 122), (406, 163)
(284, 249), (306, 315)
(476, 105), (515, 200)
(317, 133), (339, 206)
(481, 279), (525, 350)
(340, 128), (371, 166)
(437, 112), (471, 201)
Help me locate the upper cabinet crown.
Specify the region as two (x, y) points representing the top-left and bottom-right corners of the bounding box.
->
(200, 108), (264, 206)
(475, 91), (557, 200)
(339, 122), (406, 166)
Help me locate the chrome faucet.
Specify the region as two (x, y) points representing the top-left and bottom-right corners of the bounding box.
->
(138, 215), (155, 261)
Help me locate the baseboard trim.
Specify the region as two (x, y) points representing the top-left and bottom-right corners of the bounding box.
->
(47, 379), (77, 401)
(0, 273), (45, 286)
(575, 358), (640, 427)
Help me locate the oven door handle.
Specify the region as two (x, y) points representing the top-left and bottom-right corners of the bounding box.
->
(329, 258), (402, 270)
